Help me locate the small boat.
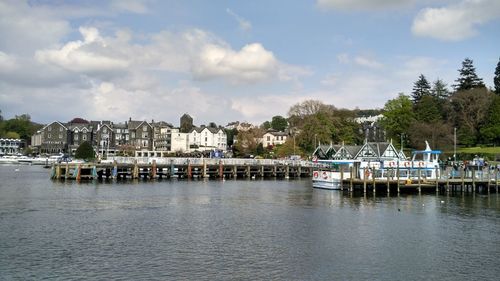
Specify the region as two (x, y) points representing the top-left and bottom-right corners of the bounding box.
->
(312, 159), (357, 190)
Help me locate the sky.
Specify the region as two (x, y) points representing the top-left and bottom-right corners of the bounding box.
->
(0, 0), (499, 127)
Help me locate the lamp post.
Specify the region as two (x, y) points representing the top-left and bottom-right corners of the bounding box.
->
(453, 127), (457, 162)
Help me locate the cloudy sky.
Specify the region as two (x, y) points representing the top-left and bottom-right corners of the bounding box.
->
(0, 0), (498, 126)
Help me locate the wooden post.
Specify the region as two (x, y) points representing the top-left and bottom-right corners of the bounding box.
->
(496, 168), (498, 193)
(349, 166), (354, 192)
(372, 168), (376, 194)
(151, 160), (157, 179)
(65, 162), (69, 179)
(487, 167), (491, 195)
(386, 168), (390, 194)
(298, 165), (302, 178)
(133, 160), (139, 179)
(461, 168), (465, 193)
(113, 161), (118, 179)
(219, 160), (224, 179)
(340, 166), (344, 190)
(363, 167), (367, 194)
(76, 164), (81, 181)
(285, 165), (290, 179)
(260, 165), (264, 178)
(202, 159), (207, 178)
(472, 169), (476, 193)
(396, 166), (400, 194)
(418, 169), (421, 194)
(187, 161), (192, 179)
(246, 165), (251, 178)
(56, 164), (61, 179)
(435, 167), (439, 193)
(233, 165), (237, 179)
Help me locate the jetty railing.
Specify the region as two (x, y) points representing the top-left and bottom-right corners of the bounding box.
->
(106, 156), (312, 167)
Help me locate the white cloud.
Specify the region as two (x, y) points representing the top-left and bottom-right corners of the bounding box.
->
(354, 56), (383, 69)
(192, 43), (279, 83)
(226, 8), (252, 31)
(317, 0), (415, 10)
(337, 53), (350, 64)
(0, 1), (71, 54)
(110, 0), (149, 14)
(35, 27), (129, 74)
(412, 0), (500, 41)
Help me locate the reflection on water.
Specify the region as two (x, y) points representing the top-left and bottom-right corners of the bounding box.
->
(0, 165), (499, 280)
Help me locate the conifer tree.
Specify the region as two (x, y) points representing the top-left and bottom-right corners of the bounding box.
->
(494, 57), (500, 95)
(411, 74), (431, 103)
(431, 79), (450, 100)
(453, 58), (485, 91)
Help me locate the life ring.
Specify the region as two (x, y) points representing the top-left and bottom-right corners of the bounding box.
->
(322, 171), (328, 179)
(389, 161), (395, 168)
(364, 169), (371, 178)
(313, 171), (319, 178)
(404, 162), (410, 168)
(418, 161), (425, 167)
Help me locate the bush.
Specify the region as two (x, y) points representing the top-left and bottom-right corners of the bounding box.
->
(75, 141), (95, 161)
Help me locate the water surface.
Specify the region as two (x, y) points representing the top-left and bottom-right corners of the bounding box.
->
(0, 165), (499, 280)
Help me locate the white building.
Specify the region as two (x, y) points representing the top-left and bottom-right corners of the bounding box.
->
(189, 126), (227, 151)
(261, 131), (288, 148)
(0, 138), (23, 155)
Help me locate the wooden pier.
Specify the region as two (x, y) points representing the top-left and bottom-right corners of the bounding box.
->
(336, 166), (500, 194)
(50, 158), (313, 180)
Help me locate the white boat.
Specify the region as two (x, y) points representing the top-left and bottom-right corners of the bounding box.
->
(312, 159), (357, 190)
(312, 141), (442, 190)
(358, 141), (441, 180)
(0, 155), (20, 164)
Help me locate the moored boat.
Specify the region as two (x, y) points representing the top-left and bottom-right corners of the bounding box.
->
(312, 159), (357, 190)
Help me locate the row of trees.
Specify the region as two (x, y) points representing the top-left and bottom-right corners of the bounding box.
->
(232, 57), (500, 158)
(0, 111), (42, 141)
(381, 58), (500, 151)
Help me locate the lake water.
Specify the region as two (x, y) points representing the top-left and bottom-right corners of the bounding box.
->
(0, 165), (499, 280)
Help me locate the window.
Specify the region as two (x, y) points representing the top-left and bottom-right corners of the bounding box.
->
(75, 134), (79, 140)
(59, 127), (63, 132)
(143, 126), (147, 132)
(58, 133), (63, 139)
(48, 127), (52, 131)
(205, 137), (207, 142)
(83, 135), (87, 141)
(142, 133), (148, 138)
(103, 127), (107, 133)
(267, 136), (270, 141)
(48, 133), (51, 138)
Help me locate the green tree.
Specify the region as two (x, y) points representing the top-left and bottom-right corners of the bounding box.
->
(271, 115), (288, 131)
(454, 58), (485, 91)
(224, 128), (237, 147)
(449, 88), (493, 145)
(2, 114), (40, 140)
(261, 121), (271, 130)
(431, 79), (450, 100)
(414, 95), (441, 123)
(411, 74), (431, 103)
(379, 94), (415, 145)
(5, 131), (20, 139)
(480, 95), (500, 145)
(75, 141), (95, 161)
(494, 57), (500, 95)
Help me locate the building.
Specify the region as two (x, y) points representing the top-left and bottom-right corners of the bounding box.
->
(0, 138), (23, 155)
(189, 126), (227, 151)
(38, 121), (69, 154)
(261, 130), (288, 148)
(313, 140), (406, 161)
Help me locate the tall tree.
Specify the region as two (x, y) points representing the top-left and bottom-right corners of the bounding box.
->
(454, 58), (485, 91)
(449, 88), (493, 145)
(271, 115), (288, 131)
(411, 74), (431, 103)
(494, 57), (500, 95)
(379, 94), (415, 145)
(431, 79), (450, 100)
(480, 95), (500, 145)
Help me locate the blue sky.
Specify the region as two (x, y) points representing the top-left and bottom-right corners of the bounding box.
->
(0, 0), (499, 126)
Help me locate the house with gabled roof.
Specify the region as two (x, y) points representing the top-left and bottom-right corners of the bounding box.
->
(38, 121), (69, 154)
(260, 130), (288, 148)
(128, 118), (153, 151)
(188, 126), (227, 151)
(312, 143), (337, 159)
